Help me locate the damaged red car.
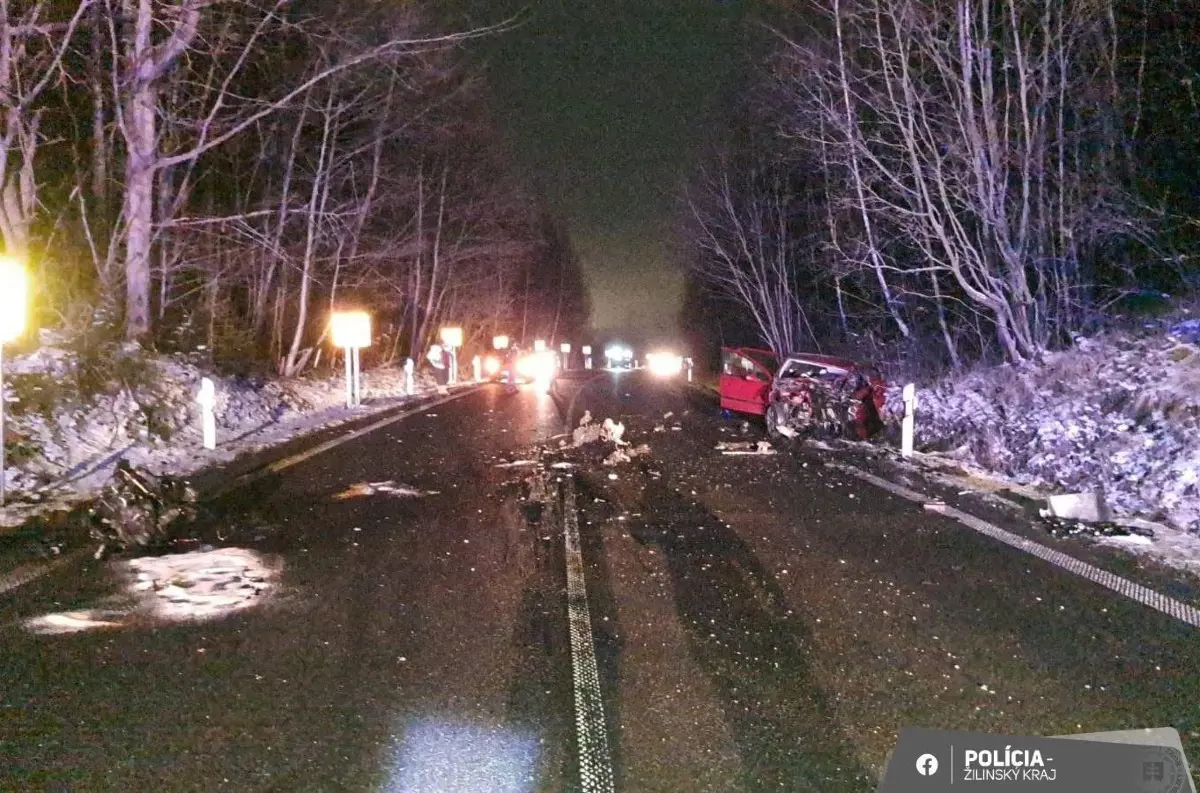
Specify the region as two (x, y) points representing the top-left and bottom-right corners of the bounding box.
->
(719, 347), (900, 442)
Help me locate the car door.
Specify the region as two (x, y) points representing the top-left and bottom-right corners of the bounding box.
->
(719, 348), (773, 415)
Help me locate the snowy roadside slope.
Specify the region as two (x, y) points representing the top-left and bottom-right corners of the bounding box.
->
(1, 337), (445, 527)
(915, 325), (1200, 539)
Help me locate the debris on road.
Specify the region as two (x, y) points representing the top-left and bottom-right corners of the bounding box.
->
(1038, 514), (1151, 540)
(333, 481), (439, 500)
(24, 611), (125, 635)
(924, 500), (948, 513)
(493, 460), (541, 469)
(571, 416), (626, 447)
(88, 460), (198, 554)
(603, 444), (651, 467)
(1040, 491), (1111, 524)
(716, 441), (777, 456)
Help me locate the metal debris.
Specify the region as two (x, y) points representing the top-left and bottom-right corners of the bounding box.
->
(603, 444), (651, 466)
(717, 440), (777, 456)
(88, 460), (198, 554)
(333, 481), (439, 499)
(1038, 514), (1150, 540)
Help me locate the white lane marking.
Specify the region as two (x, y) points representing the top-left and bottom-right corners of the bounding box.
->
(561, 474), (617, 792)
(225, 385), (483, 490)
(0, 548), (90, 597)
(833, 463), (1200, 630)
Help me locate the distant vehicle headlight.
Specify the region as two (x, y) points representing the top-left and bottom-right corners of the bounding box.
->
(484, 355), (501, 376)
(646, 351), (683, 377)
(516, 351), (557, 380)
(605, 345), (633, 364)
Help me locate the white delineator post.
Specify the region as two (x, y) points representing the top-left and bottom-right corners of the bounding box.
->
(342, 346), (364, 407)
(439, 327), (463, 386)
(404, 357), (415, 396)
(582, 345), (592, 370)
(352, 346), (363, 405)
(198, 377), (217, 450)
(902, 383), (917, 457)
(472, 355), (482, 381)
(686, 358), (694, 383)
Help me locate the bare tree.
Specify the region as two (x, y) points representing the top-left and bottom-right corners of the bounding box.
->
(107, 0), (510, 340)
(687, 154), (817, 355)
(0, 0), (92, 258)
(772, 0), (1138, 363)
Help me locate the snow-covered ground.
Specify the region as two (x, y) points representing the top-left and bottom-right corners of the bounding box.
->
(910, 317), (1200, 576)
(1, 332), (465, 528)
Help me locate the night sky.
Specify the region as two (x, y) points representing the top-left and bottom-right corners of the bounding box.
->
(443, 0), (754, 341)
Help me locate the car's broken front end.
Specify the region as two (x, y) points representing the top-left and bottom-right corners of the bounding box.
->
(766, 368), (904, 442)
(766, 374), (859, 440)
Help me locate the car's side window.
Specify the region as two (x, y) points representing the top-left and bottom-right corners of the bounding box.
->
(723, 351), (772, 381)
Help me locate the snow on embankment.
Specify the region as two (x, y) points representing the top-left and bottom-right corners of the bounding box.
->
(1, 331), (434, 514)
(914, 320), (1200, 538)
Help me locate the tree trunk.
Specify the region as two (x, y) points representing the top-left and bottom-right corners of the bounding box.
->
(123, 94), (156, 340)
(283, 91), (337, 375)
(90, 0), (107, 203)
(120, 0), (200, 341)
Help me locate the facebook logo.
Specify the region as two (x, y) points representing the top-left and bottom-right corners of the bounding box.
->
(916, 754), (939, 776)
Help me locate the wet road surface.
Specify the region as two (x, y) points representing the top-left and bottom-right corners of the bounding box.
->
(1, 371), (1197, 792)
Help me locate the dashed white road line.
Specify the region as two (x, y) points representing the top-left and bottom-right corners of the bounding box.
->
(833, 463), (1200, 630)
(561, 473), (617, 792)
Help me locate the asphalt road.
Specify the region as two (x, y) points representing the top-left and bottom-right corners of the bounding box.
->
(1, 371), (1197, 792)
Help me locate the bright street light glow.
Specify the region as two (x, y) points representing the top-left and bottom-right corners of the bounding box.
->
(533, 339), (546, 352)
(439, 327), (463, 348)
(330, 310), (371, 348)
(484, 355), (501, 376)
(493, 335), (509, 350)
(582, 346), (592, 355)
(0, 256), (28, 343)
(560, 343), (571, 353)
